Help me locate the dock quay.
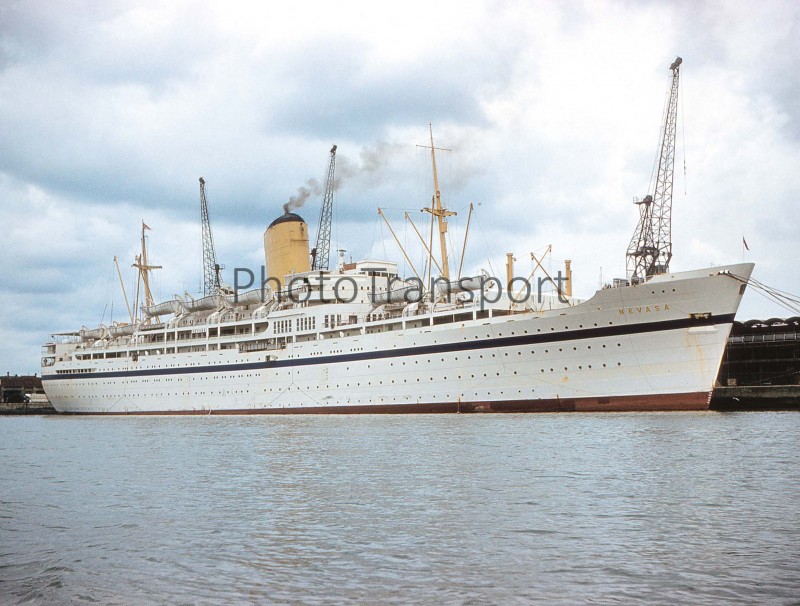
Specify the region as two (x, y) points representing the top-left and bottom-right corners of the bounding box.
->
(711, 317), (800, 410)
(711, 386), (800, 410)
(1, 374), (55, 414)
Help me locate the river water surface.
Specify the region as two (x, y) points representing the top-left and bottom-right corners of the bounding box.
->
(1, 412), (798, 604)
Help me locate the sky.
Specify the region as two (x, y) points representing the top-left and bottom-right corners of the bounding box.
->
(1, 0), (799, 375)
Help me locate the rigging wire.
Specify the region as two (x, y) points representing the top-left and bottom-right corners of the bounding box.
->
(332, 160), (339, 267)
(647, 73), (672, 192)
(681, 68), (687, 196)
(380, 214), (388, 262)
(403, 211), (419, 280)
(99, 259), (116, 326)
(151, 244), (163, 301)
(371, 212), (380, 260)
(448, 202), (470, 275)
(473, 206), (497, 277)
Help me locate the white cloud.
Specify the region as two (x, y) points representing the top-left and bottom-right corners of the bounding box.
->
(1, 0), (799, 374)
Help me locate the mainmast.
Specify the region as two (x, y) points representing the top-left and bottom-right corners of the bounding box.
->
(132, 221), (162, 324)
(421, 125), (456, 281)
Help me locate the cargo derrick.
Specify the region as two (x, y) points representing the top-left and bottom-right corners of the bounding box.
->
(199, 177), (222, 295)
(311, 145), (337, 271)
(626, 57), (682, 283)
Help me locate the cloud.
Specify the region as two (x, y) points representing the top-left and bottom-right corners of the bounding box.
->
(1, 0), (799, 374)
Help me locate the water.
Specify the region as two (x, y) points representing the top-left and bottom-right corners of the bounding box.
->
(1, 412), (798, 605)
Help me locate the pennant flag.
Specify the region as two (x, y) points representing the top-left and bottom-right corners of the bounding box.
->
(743, 236), (749, 251)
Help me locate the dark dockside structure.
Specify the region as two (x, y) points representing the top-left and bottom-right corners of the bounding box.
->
(0, 374), (54, 413)
(712, 317), (800, 409)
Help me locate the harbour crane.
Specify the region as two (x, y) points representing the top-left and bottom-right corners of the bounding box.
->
(311, 145), (337, 271)
(199, 177), (222, 295)
(626, 56), (682, 283)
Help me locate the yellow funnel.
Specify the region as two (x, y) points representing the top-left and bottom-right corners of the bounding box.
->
(264, 212), (310, 288)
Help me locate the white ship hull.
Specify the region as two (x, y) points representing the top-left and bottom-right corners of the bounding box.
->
(42, 263), (752, 414)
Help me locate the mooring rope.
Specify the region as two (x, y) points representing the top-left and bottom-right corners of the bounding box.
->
(726, 272), (800, 316)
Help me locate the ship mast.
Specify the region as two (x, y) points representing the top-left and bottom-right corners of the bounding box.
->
(132, 221), (162, 324)
(421, 125), (456, 281)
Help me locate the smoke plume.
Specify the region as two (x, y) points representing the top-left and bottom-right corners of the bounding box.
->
(281, 140), (405, 214)
(283, 178), (321, 214)
(357, 141), (405, 186)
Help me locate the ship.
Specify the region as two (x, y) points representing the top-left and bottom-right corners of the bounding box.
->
(41, 244), (752, 413)
(40, 140), (753, 413)
(41, 62), (754, 414)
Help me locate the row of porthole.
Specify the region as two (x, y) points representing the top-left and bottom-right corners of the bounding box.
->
(277, 360), (621, 388)
(67, 341), (627, 384)
(265, 390), (535, 402)
(258, 368), (609, 391)
(68, 391), (250, 398)
(356, 343), (625, 369)
(66, 348), (622, 386)
(462, 321), (617, 342)
(540, 362), (621, 372)
(323, 360), (616, 388)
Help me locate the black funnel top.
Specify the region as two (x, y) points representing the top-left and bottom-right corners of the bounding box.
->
(269, 212), (306, 229)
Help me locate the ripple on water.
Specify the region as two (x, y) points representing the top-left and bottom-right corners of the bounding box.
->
(0, 412), (798, 604)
